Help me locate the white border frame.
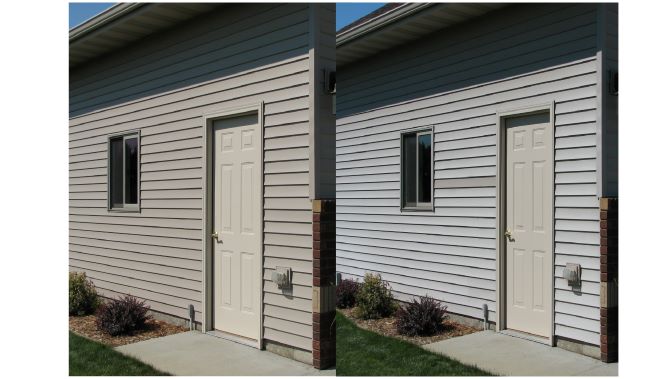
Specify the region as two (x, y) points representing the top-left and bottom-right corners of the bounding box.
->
(495, 102), (555, 346)
(399, 125), (435, 212)
(201, 102), (265, 349)
(106, 130), (141, 213)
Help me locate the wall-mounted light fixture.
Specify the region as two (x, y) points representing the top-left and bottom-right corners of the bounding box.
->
(324, 69), (336, 115)
(324, 70), (336, 94)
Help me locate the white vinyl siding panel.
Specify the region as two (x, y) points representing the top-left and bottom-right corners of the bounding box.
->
(337, 3), (601, 345)
(69, 4), (313, 352)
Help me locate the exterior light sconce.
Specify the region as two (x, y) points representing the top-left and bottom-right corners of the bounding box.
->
(324, 69), (336, 115)
(324, 70), (336, 94)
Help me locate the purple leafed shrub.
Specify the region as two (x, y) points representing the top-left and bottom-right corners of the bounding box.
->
(396, 295), (448, 336)
(336, 278), (361, 309)
(96, 294), (151, 336)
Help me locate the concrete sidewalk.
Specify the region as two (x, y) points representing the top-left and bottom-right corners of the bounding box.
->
(116, 331), (335, 376)
(424, 331), (618, 376)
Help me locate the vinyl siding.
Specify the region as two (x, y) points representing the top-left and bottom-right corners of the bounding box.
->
(337, 3), (602, 346)
(310, 3), (337, 199)
(70, 3), (314, 352)
(602, 3), (618, 197)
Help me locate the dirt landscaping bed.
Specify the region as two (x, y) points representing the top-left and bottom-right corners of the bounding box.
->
(69, 314), (187, 347)
(338, 307), (480, 346)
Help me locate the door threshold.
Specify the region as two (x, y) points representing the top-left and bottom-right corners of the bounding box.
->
(499, 329), (551, 345)
(207, 329), (260, 349)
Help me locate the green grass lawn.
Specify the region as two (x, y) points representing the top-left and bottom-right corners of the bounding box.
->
(69, 332), (169, 376)
(336, 312), (492, 376)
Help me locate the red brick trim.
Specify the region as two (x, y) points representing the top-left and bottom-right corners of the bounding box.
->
(311, 199), (336, 369)
(600, 197), (618, 363)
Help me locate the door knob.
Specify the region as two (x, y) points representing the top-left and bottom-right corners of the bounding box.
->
(504, 228), (515, 242)
(211, 232), (222, 243)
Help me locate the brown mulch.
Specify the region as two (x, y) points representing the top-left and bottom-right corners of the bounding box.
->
(339, 307), (480, 346)
(69, 314), (187, 347)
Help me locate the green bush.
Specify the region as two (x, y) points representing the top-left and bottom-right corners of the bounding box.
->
(69, 272), (100, 316)
(354, 273), (397, 319)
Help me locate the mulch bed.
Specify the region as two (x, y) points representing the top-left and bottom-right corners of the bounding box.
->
(69, 314), (187, 347)
(338, 307), (480, 346)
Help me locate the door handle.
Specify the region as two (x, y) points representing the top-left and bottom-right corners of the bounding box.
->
(211, 232), (222, 244)
(504, 228), (515, 242)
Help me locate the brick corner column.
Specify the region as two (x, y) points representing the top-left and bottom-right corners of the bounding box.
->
(600, 197), (618, 363)
(311, 199), (336, 369)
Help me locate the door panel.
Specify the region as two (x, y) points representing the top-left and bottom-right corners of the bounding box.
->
(220, 252), (232, 306)
(505, 112), (553, 337)
(213, 113), (261, 340)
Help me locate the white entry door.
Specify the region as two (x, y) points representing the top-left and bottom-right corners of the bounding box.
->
(505, 112), (553, 338)
(212, 113), (261, 340)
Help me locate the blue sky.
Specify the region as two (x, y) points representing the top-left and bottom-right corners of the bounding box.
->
(336, 3), (386, 31)
(69, 3), (114, 29)
(69, 2), (384, 31)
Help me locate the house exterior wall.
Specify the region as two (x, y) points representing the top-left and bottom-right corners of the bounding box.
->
(69, 3), (320, 354)
(601, 3), (618, 197)
(310, 3), (337, 200)
(336, 3), (605, 347)
(598, 3), (618, 362)
(309, 3), (337, 369)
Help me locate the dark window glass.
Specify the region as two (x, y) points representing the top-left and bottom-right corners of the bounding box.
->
(402, 131), (432, 208)
(418, 134), (432, 203)
(403, 134), (417, 205)
(124, 137), (139, 204)
(109, 137), (124, 207)
(109, 134), (139, 209)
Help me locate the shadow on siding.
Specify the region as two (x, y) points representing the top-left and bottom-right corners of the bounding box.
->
(70, 3), (310, 118)
(337, 3), (601, 118)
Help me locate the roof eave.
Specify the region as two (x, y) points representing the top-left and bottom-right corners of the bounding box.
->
(336, 3), (509, 68)
(69, 3), (223, 69)
(336, 3), (432, 47)
(69, 3), (145, 43)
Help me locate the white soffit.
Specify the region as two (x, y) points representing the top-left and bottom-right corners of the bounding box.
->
(69, 3), (223, 68)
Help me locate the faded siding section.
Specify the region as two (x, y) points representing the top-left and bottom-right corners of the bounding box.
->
(70, 3), (314, 352)
(336, 3), (602, 345)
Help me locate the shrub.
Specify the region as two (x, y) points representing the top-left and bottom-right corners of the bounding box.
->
(69, 272), (100, 316)
(96, 294), (151, 336)
(354, 273), (397, 319)
(337, 278), (361, 309)
(396, 295), (448, 336)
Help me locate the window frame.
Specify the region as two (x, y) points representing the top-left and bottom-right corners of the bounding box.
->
(400, 127), (434, 212)
(107, 131), (141, 212)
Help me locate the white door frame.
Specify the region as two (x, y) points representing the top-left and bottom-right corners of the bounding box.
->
(201, 102), (265, 349)
(495, 102), (555, 346)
